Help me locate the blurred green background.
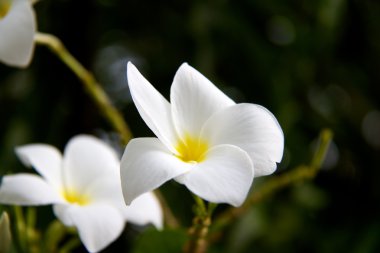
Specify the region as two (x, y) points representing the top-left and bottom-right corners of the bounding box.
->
(1, 0), (380, 252)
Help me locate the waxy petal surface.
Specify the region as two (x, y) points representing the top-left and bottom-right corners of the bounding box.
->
(0, 0), (35, 67)
(121, 138), (190, 205)
(62, 135), (120, 193)
(127, 63), (178, 153)
(177, 144), (253, 207)
(123, 192), (163, 229)
(15, 144), (63, 191)
(201, 103), (284, 176)
(0, 174), (63, 205)
(57, 203), (124, 253)
(171, 63), (235, 139)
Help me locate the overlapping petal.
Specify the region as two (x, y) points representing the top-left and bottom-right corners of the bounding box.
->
(171, 63), (235, 139)
(123, 63), (284, 206)
(201, 103), (284, 176)
(127, 63), (179, 153)
(123, 192), (163, 229)
(0, 133), (164, 252)
(53, 203), (74, 226)
(86, 167), (163, 229)
(0, 0), (36, 67)
(176, 145), (254, 207)
(15, 144), (63, 191)
(62, 135), (120, 193)
(0, 174), (63, 205)
(59, 203), (125, 253)
(120, 138), (191, 205)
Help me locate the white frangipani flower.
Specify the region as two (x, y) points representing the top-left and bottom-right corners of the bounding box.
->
(121, 62), (284, 207)
(0, 135), (163, 253)
(0, 0), (36, 67)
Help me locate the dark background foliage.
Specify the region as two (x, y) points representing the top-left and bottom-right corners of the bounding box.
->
(1, 0), (380, 252)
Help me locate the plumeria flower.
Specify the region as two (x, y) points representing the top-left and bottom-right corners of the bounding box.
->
(121, 62), (284, 207)
(0, 135), (162, 252)
(0, 0), (36, 67)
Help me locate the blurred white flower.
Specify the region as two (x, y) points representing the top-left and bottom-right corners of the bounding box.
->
(0, 135), (162, 252)
(121, 62), (284, 207)
(0, 0), (36, 67)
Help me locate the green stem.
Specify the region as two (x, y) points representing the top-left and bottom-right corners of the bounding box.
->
(25, 208), (40, 253)
(184, 198), (217, 253)
(33, 32), (180, 229)
(207, 203), (217, 217)
(193, 195), (207, 216)
(26, 208), (36, 232)
(34, 32), (132, 144)
(212, 129), (333, 232)
(310, 129), (333, 170)
(14, 206), (28, 253)
(59, 238), (81, 253)
(43, 220), (67, 252)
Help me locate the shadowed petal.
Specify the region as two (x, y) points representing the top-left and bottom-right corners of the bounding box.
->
(62, 135), (120, 193)
(84, 164), (163, 229)
(177, 144), (253, 207)
(0, 0), (36, 67)
(201, 103), (284, 177)
(127, 62), (179, 153)
(0, 174), (63, 205)
(53, 203), (74, 226)
(56, 203), (124, 253)
(123, 192), (163, 229)
(15, 144), (63, 191)
(120, 138), (190, 205)
(171, 63), (235, 139)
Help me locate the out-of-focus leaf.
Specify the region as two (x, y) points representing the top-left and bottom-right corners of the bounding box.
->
(292, 183), (329, 210)
(131, 228), (187, 253)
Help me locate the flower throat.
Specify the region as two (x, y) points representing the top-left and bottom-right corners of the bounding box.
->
(176, 134), (209, 163)
(0, 0), (12, 19)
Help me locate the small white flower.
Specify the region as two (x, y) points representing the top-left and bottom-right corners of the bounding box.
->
(120, 62), (284, 207)
(0, 135), (162, 252)
(0, 0), (36, 67)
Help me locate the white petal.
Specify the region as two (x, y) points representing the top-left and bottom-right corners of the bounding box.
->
(55, 203), (125, 253)
(84, 170), (163, 229)
(201, 103), (284, 177)
(0, 174), (63, 205)
(171, 63), (235, 139)
(123, 192), (163, 229)
(62, 135), (120, 193)
(53, 203), (74, 226)
(127, 62), (178, 153)
(0, 0), (36, 67)
(177, 144), (254, 207)
(84, 173), (123, 205)
(15, 144), (63, 191)
(120, 138), (190, 205)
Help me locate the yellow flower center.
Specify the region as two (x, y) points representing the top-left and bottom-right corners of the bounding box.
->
(62, 189), (90, 206)
(0, 0), (12, 19)
(176, 134), (209, 163)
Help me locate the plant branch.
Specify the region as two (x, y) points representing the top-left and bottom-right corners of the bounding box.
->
(34, 32), (132, 144)
(34, 32), (179, 228)
(213, 128), (333, 232)
(184, 198), (216, 253)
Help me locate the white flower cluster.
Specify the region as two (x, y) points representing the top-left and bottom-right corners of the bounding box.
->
(0, 2), (284, 252)
(0, 135), (162, 252)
